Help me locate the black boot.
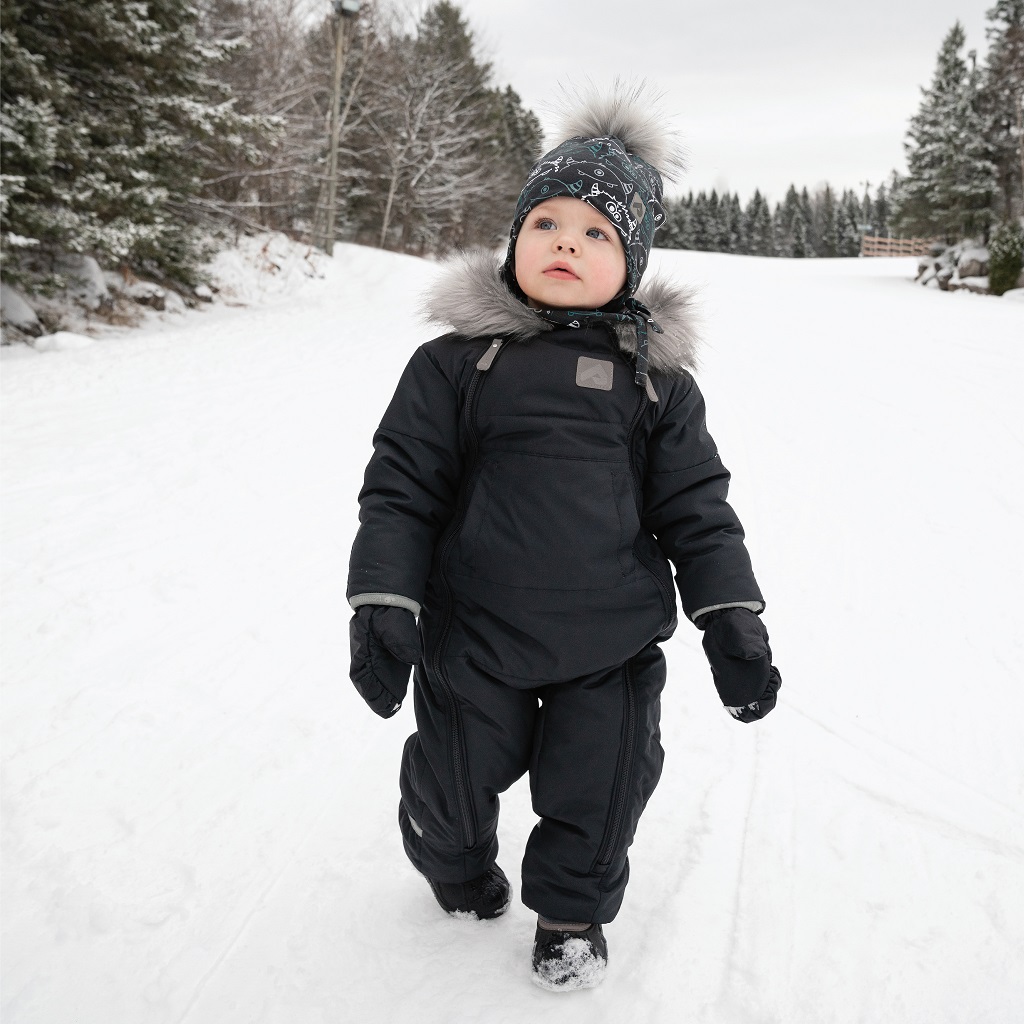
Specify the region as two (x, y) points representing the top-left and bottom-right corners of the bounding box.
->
(425, 864), (511, 920)
(531, 922), (608, 991)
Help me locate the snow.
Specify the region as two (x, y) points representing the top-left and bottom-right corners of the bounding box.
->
(2, 243), (1023, 1023)
(30, 330), (95, 352)
(0, 282), (42, 335)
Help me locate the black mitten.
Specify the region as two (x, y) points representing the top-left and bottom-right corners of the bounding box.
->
(696, 607), (781, 723)
(349, 605), (422, 718)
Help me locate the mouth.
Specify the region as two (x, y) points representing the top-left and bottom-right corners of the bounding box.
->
(542, 262), (579, 281)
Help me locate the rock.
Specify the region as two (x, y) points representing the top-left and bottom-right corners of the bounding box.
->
(925, 276), (941, 289)
(919, 265), (937, 286)
(163, 290), (186, 314)
(0, 282), (43, 337)
(33, 331), (95, 352)
(54, 253), (111, 311)
(125, 280), (166, 311)
(957, 246), (989, 278)
(961, 276), (990, 294)
(916, 256), (932, 280)
(194, 283), (214, 302)
(936, 267), (954, 291)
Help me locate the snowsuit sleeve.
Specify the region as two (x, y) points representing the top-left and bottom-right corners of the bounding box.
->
(642, 374), (764, 622)
(347, 342), (464, 613)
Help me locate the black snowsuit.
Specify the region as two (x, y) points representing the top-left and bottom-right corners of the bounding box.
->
(348, 253), (764, 925)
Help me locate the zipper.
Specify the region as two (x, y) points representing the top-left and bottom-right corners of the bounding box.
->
(625, 386), (674, 621)
(596, 658), (638, 867)
(430, 338), (505, 851)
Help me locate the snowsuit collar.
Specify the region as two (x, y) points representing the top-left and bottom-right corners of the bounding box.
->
(421, 250), (701, 377)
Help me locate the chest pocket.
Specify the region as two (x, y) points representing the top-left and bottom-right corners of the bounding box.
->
(453, 451), (640, 590)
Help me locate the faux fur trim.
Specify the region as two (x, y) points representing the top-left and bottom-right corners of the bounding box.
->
(421, 250), (700, 376)
(552, 80), (687, 182)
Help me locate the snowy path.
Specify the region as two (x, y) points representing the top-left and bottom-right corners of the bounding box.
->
(2, 246), (1023, 1023)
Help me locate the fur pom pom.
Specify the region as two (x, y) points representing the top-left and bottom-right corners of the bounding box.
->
(551, 80), (687, 182)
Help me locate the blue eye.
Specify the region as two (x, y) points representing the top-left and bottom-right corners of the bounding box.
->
(587, 227), (609, 240)
(536, 218), (556, 230)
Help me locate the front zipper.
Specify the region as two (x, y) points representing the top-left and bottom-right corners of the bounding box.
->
(430, 338), (505, 852)
(596, 658), (638, 868)
(625, 387), (674, 623)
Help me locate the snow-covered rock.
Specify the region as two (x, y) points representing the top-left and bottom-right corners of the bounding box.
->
(956, 246), (989, 278)
(0, 282), (43, 337)
(54, 253), (111, 312)
(1001, 287), (1024, 302)
(194, 283), (214, 302)
(163, 290), (186, 315)
(31, 330), (95, 352)
(125, 280), (166, 311)
(948, 275), (990, 294)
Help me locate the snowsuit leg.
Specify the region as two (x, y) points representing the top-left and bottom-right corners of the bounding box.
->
(399, 657), (537, 884)
(521, 640), (666, 925)
(400, 640), (666, 924)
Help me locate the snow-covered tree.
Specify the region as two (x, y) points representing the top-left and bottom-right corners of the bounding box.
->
(837, 189), (863, 256)
(893, 22), (997, 241)
(980, 0), (1024, 220)
(1, 0), (271, 285)
(816, 185), (839, 257)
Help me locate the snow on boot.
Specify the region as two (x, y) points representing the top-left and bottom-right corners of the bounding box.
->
(531, 922), (608, 991)
(426, 864), (511, 920)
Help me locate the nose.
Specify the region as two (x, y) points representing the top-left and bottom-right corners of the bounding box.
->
(554, 235), (577, 254)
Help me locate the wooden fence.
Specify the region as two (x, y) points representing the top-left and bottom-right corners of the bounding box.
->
(860, 235), (939, 257)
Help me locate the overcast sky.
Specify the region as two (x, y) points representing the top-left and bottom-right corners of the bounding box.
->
(454, 0), (992, 205)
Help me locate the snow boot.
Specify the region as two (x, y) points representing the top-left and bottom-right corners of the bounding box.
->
(531, 922), (608, 991)
(425, 864), (511, 920)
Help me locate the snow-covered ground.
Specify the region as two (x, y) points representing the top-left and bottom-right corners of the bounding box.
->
(2, 243), (1022, 1023)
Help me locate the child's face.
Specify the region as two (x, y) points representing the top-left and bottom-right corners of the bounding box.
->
(513, 197), (627, 310)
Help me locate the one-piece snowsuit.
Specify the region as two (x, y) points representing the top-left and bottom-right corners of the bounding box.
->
(348, 253), (764, 925)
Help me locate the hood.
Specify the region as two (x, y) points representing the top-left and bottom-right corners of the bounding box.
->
(421, 250), (701, 376)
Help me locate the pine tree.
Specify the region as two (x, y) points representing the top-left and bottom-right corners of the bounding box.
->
(725, 193), (745, 253)
(1, 0), (269, 285)
(980, 0), (1024, 220)
(690, 192), (711, 250)
(818, 185), (839, 257)
(872, 182), (892, 237)
(837, 189), (863, 256)
(894, 22), (997, 241)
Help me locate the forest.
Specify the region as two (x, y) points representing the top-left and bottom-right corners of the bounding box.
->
(1, 0), (1022, 292)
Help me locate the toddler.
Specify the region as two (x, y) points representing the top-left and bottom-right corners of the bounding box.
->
(347, 85), (781, 992)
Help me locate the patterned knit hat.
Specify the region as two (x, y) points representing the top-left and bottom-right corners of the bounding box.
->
(504, 83), (685, 301)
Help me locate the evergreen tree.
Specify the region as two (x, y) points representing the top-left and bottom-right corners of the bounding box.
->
(980, 0), (1024, 220)
(706, 189), (723, 251)
(893, 22), (997, 241)
(988, 218), (1024, 292)
(799, 186), (817, 255)
(837, 189), (862, 256)
(771, 202), (787, 256)
(818, 185), (839, 257)
(744, 190), (773, 256)
(1, 0), (269, 284)
(872, 182), (892, 237)
(726, 193), (745, 253)
(690, 192), (712, 250)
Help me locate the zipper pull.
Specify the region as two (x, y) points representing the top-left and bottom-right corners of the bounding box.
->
(645, 376), (659, 403)
(475, 338), (503, 371)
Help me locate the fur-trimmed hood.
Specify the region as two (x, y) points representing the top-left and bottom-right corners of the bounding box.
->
(421, 250), (701, 376)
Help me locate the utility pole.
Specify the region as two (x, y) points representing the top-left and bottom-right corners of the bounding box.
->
(322, 1), (361, 256)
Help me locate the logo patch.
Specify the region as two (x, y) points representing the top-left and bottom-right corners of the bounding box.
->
(576, 356), (614, 391)
(630, 193), (646, 221)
